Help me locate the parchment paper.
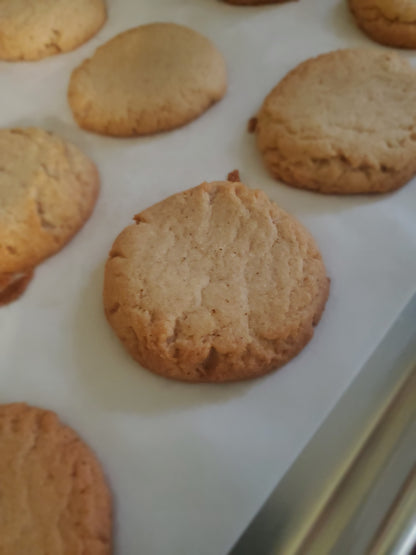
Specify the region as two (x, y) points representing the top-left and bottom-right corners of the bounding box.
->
(1, 0), (415, 553)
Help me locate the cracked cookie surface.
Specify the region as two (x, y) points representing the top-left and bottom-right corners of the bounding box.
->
(0, 0), (106, 61)
(256, 49), (416, 194)
(103, 180), (329, 383)
(349, 0), (416, 48)
(68, 23), (227, 137)
(0, 403), (112, 554)
(0, 127), (99, 275)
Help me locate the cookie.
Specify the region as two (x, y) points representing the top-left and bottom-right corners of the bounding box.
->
(0, 0), (107, 61)
(103, 180), (329, 383)
(0, 403), (112, 554)
(0, 270), (34, 306)
(0, 128), (99, 277)
(349, 0), (416, 48)
(256, 49), (416, 194)
(68, 23), (227, 137)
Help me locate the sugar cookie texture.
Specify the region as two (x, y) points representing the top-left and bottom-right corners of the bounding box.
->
(349, 0), (416, 48)
(0, 403), (112, 554)
(256, 49), (416, 194)
(0, 128), (99, 301)
(68, 23), (227, 137)
(0, 0), (107, 61)
(104, 181), (329, 383)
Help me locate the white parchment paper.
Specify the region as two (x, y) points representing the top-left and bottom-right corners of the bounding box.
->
(1, 0), (416, 553)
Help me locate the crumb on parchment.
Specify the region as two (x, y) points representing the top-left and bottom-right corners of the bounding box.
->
(227, 170), (241, 182)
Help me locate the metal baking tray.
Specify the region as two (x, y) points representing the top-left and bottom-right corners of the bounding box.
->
(231, 293), (416, 555)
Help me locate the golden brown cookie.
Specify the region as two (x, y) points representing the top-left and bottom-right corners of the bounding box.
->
(103, 180), (329, 383)
(0, 403), (112, 554)
(68, 23), (227, 137)
(0, 128), (99, 278)
(256, 49), (416, 194)
(0, 0), (107, 61)
(349, 0), (416, 48)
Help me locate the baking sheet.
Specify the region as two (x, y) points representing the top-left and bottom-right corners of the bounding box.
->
(231, 294), (416, 554)
(1, 1), (416, 554)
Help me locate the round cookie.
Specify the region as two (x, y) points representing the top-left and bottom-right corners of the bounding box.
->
(256, 49), (416, 194)
(103, 180), (329, 383)
(68, 23), (227, 137)
(0, 403), (112, 554)
(0, 127), (99, 275)
(0, 0), (107, 61)
(349, 0), (416, 48)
